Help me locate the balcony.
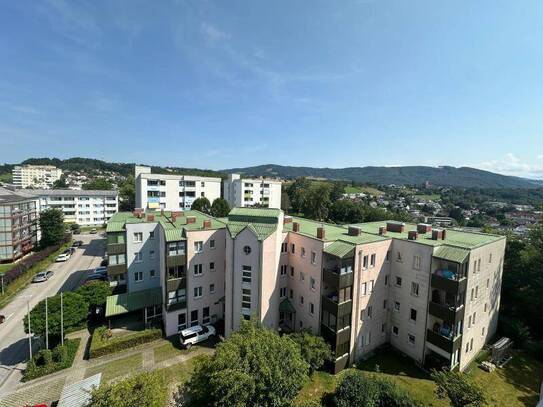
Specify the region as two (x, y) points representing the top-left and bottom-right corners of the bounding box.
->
(321, 324), (351, 347)
(108, 263), (127, 276)
(107, 243), (125, 255)
(166, 254), (186, 268)
(167, 300), (187, 312)
(167, 277), (186, 292)
(322, 268), (354, 289)
(428, 301), (463, 322)
(431, 271), (467, 293)
(426, 329), (462, 354)
(321, 295), (352, 318)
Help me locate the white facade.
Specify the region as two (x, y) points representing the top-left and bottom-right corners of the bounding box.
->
(27, 189), (119, 226)
(12, 165), (63, 189)
(135, 165), (221, 211)
(223, 173), (282, 209)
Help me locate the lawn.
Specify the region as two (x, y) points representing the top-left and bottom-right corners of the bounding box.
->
(156, 355), (200, 386)
(414, 194), (441, 201)
(295, 350), (543, 407)
(344, 185), (384, 196)
(0, 263), (13, 274)
(85, 353), (143, 383)
(153, 337), (194, 364)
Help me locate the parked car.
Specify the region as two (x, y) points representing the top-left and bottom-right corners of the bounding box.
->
(90, 228), (97, 234)
(92, 266), (107, 276)
(55, 252), (71, 262)
(32, 271), (54, 283)
(100, 258), (108, 267)
(72, 240), (83, 247)
(73, 229), (81, 235)
(68, 247), (76, 254)
(180, 325), (216, 349)
(85, 274), (108, 283)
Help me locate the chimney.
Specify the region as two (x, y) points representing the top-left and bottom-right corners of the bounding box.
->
(348, 226), (361, 236)
(442, 229), (447, 240)
(283, 216), (293, 224)
(293, 222), (300, 232)
(317, 226), (325, 240)
(417, 223), (432, 234)
(146, 214), (155, 222)
(379, 226), (387, 235)
(432, 229), (443, 240)
(160, 209), (164, 217)
(408, 230), (418, 240)
(386, 221), (405, 233)
(171, 213), (178, 223)
(187, 216), (196, 224)
(203, 219), (212, 229)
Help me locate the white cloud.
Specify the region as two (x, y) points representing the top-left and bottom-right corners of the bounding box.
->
(200, 22), (229, 44)
(476, 153), (543, 180)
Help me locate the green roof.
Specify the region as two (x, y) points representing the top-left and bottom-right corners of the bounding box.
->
(227, 207), (281, 240)
(105, 287), (163, 317)
(351, 221), (504, 249)
(433, 245), (471, 264)
(324, 241), (356, 258)
(279, 298), (296, 314)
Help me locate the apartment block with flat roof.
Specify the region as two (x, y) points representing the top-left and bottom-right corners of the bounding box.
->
(12, 165), (63, 189)
(223, 173), (282, 209)
(104, 209), (505, 373)
(134, 165), (221, 212)
(0, 187), (38, 263)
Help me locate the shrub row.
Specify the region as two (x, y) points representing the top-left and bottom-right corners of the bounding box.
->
(89, 327), (162, 358)
(23, 338), (81, 381)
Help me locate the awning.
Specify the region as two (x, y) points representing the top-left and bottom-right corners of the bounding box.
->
(105, 287), (163, 317)
(433, 245), (470, 264)
(279, 298), (296, 314)
(58, 373), (102, 407)
(324, 241), (355, 259)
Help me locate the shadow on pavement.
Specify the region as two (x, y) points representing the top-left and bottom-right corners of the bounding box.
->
(57, 269), (93, 293)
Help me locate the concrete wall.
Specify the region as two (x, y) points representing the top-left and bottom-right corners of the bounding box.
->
(125, 222), (162, 292)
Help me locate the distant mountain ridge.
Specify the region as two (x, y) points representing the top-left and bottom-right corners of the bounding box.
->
(221, 164), (543, 189)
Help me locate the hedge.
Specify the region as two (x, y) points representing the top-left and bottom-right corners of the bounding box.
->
(89, 327), (162, 358)
(23, 338), (81, 381)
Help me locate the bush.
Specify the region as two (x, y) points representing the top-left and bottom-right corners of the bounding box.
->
(333, 371), (380, 407)
(23, 338), (80, 381)
(89, 327), (162, 358)
(376, 379), (421, 407)
(88, 371), (167, 407)
(288, 331), (332, 372)
(431, 369), (486, 407)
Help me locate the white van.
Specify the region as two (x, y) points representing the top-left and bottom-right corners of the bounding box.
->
(179, 325), (215, 349)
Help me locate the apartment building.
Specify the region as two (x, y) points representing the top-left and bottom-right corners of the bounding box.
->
(0, 187), (38, 262)
(134, 166), (221, 211)
(223, 173), (282, 209)
(105, 209), (505, 373)
(12, 165), (63, 189)
(21, 189), (119, 226)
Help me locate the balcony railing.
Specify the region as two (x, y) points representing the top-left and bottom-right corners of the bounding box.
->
(322, 268), (354, 289)
(426, 329), (462, 354)
(431, 273), (467, 293)
(428, 301), (463, 322)
(321, 295), (352, 317)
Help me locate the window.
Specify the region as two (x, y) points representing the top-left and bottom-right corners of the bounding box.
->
(193, 264), (203, 276)
(383, 299), (387, 309)
(370, 254), (376, 267)
(149, 231), (155, 239)
(209, 262), (215, 271)
(411, 282), (419, 297)
(290, 266), (294, 277)
(410, 308), (417, 322)
(311, 251), (317, 264)
(363, 255), (368, 269)
(408, 334), (416, 345)
(243, 245), (251, 255)
(177, 313), (187, 331)
(301, 247), (306, 257)
(168, 289), (186, 305)
(289, 289), (293, 299)
(470, 338), (474, 351)
(466, 342), (470, 353)
(394, 301), (400, 311)
(291, 243), (295, 254)
(194, 241), (203, 253)
(109, 253), (126, 265)
(395, 276), (402, 287)
(193, 286), (203, 298)
(210, 239), (215, 249)
(281, 243), (288, 253)
(361, 282), (367, 295)
(299, 272), (305, 282)
(280, 287), (286, 297)
(385, 251), (390, 261)
(300, 295), (304, 305)
(489, 253), (492, 263)
(392, 326), (399, 336)
(133, 232), (143, 243)
(381, 323), (387, 334)
(470, 288), (474, 301)
(150, 269), (156, 278)
(310, 302), (315, 314)
(134, 252), (142, 263)
(473, 312), (476, 324)
(134, 271), (143, 282)
(280, 265), (288, 275)
(168, 241), (185, 256)
(484, 303), (488, 312)
(242, 265), (252, 283)
(482, 327), (485, 336)
(210, 283), (215, 293)
(486, 278), (490, 289)
(475, 286), (479, 298)
(477, 259), (481, 271)
(310, 277), (316, 290)
(413, 255), (421, 270)
(149, 250), (155, 260)
(203, 307), (210, 324)
(369, 280), (374, 293)
(190, 310), (198, 327)
(468, 315), (472, 328)
(384, 275), (389, 286)
(367, 305), (373, 319)
(396, 251), (402, 262)
(168, 265), (185, 279)
(242, 288), (251, 308)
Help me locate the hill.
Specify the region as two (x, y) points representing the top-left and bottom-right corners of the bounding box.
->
(221, 164), (542, 189)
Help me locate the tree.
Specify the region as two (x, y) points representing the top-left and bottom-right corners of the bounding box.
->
(287, 178), (312, 214)
(118, 175), (135, 211)
(187, 319), (309, 406)
(333, 371), (380, 407)
(24, 292), (88, 340)
(39, 208), (65, 248)
(88, 371), (167, 407)
(211, 198), (230, 217)
(431, 369), (486, 407)
(191, 197), (211, 214)
(288, 331), (332, 372)
(83, 178), (113, 190)
(52, 176), (68, 189)
(330, 182), (345, 202)
(303, 183), (332, 221)
(329, 200), (365, 223)
(76, 281), (111, 307)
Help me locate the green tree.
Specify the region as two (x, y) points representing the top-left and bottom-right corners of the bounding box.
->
(24, 292), (88, 340)
(191, 197), (211, 214)
(52, 176), (68, 189)
(329, 200), (365, 223)
(287, 178), (311, 214)
(75, 281), (111, 307)
(288, 331), (332, 372)
(280, 191), (291, 212)
(88, 371), (167, 407)
(187, 319), (309, 406)
(303, 183), (332, 221)
(431, 369), (486, 407)
(330, 182), (345, 202)
(211, 198), (231, 217)
(118, 175), (135, 211)
(39, 208), (65, 248)
(83, 178), (113, 190)
(333, 371), (380, 407)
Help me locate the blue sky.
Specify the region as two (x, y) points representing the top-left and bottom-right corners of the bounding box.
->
(1, 1), (543, 178)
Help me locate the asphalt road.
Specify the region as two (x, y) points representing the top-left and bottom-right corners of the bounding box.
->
(0, 234), (106, 391)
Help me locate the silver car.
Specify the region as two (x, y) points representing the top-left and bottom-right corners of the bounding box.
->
(32, 271), (54, 283)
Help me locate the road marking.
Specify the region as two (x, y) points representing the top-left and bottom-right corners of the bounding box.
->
(4, 314), (13, 322)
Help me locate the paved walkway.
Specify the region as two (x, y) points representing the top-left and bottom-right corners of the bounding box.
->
(0, 331), (213, 406)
